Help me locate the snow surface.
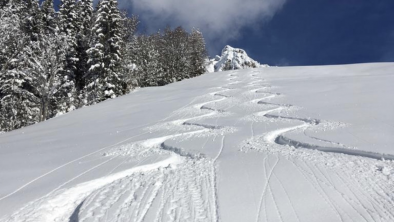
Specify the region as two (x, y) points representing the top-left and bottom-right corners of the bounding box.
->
(1, 63), (394, 222)
(206, 45), (268, 72)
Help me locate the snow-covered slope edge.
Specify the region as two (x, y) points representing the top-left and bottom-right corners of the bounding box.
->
(206, 45), (268, 72)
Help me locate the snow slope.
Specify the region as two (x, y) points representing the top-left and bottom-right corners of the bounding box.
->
(0, 63), (394, 222)
(206, 45), (268, 72)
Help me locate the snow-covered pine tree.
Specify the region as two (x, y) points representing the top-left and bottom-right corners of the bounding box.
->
(121, 14), (139, 92)
(22, 0), (41, 42)
(40, 0), (57, 35)
(159, 27), (190, 84)
(105, 0), (125, 96)
(131, 34), (163, 87)
(0, 0), (24, 70)
(59, 0), (78, 84)
(74, 0), (93, 95)
(26, 31), (73, 121)
(0, 0), (209, 131)
(122, 13), (139, 44)
(0, 1), (38, 131)
(38, 0), (77, 119)
(159, 27), (176, 84)
(1, 0), (77, 130)
(0, 68), (39, 131)
(122, 37), (138, 91)
(188, 28), (207, 77)
(85, 0), (109, 104)
(84, 1), (108, 105)
(86, 0), (125, 104)
(173, 27), (190, 81)
(77, 0), (93, 38)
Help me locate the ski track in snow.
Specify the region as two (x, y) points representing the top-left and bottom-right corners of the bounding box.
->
(2, 70), (394, 222)
(2, 73), (241, 222)
(242, 72), (394, 222)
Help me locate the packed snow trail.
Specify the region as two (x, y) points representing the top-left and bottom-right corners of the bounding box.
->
(1, 63), (394, 221)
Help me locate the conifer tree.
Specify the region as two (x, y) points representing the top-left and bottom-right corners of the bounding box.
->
(0, 1), (36, 131)
(86, 0), (125, 104)
(22, 0), (41, 42)
(172, 27), (190, 81)
(132, 34), (162, 87)
(0, 0), (25, 70)
(188, 29), (207, 77)
(159, 27), (190, 83)
(40, 0), (57, 35)
(121, 14), (139, 92)
(59, 0), (78, 83)
(74, 0), (93, 94)
(105, 0), (125, 96)
(85, 0), (108, 104)
(159, 27), (175, 84)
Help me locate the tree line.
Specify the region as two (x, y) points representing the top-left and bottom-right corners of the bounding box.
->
(0, 0), (207, 132)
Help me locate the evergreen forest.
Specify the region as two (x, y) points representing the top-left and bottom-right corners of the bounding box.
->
(0, 0), (208, 132)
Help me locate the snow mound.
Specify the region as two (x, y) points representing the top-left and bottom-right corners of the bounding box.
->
(207, 45), (268, 72)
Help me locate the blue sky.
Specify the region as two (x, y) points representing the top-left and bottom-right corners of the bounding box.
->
(53, 0), (394, 66)
(226, 0), (394, 66)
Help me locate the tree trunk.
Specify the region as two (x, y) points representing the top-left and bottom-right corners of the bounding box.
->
(40, 99), (48, 122)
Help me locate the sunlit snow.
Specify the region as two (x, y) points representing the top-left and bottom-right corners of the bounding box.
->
(0, 62), (393, 222)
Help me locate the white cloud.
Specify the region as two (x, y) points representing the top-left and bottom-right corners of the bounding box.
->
(118, 0), (287, 54)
